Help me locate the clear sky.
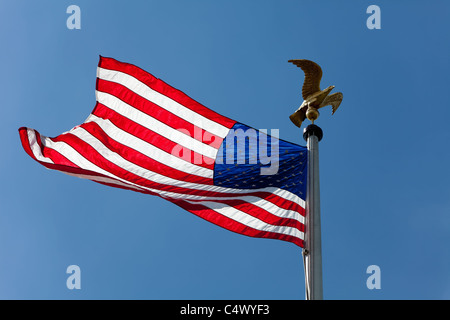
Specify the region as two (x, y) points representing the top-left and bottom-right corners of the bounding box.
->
(1, 0), (449, 300)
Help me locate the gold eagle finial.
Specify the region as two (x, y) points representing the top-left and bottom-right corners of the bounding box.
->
(288, 59), (343, 128)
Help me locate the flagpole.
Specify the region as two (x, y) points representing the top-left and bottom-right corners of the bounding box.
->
(288, 58), (342, 300)
(302, 124), (323, 300)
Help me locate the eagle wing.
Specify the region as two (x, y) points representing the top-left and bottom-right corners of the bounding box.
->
(319, 92), (343, 114)
(288, 59), (322, 100)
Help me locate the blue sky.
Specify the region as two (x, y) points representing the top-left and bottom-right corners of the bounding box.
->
(1, 0), (450, 299)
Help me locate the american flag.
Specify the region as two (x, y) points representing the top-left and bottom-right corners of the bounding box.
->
(19, 57), (307, 247)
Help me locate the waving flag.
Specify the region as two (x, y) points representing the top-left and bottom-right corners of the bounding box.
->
(19, 57), (307, 247)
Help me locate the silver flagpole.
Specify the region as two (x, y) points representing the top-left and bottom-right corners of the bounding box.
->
(302, 124), (323, 300)
(287, 58), (343, 300)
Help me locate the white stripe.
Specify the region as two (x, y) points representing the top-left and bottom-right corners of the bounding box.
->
(177, 186), (305, 210)
(81, 116), (305, 208)
(62, 168), (304, 238)
(35, 130), (305, 223)
(68, 121), (305, 210)
(70, 125), (305, 221)
(238, 196), (304, 224)
(60, 171), (147, 192)
(39, 134), (301, 205)
(26, 131), (146, 193)
(96, 91), (218, 159)
(97, 67), (230, 138)
(27, 129), (53, 164)
(32, 131), (304, 217)
(62, 171), (305, 239)
(37, 136), (205, 199)
(69, 126), (212, 187)
(27, 130), (304, 243)
(38, 137), (171, 199)
(185, 199), (305, 240)
(94, 68), (306, 207)
(41, 138), (125, 182)
(64, 126), (305, 220)
(84, 114), (213, 179)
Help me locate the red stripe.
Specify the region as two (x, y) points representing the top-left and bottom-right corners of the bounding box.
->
(51, 132), (221, 197)
(28, 128), (304, 214)
(262, 192), (306, 217)
(98, 56), (236, 130)
(85, 178), (152, 194)
(20, 128), (305, 248)
(50, 130), (304, 220)
(91, 102), (216, 170)
(175, 200), (304, 247)
(20, 128), (171, 196)
(80, 120), (213, 185)
(51, 132), (284, 200)
(51, 132), (182, 193)
(19, 130), (138, 188)
(215, 198), (304, 232)
(97, 78), (223, 149)
(40, 142), (80, 169)
(22, 128), (303, 228)
(19, 127), (79, 168)
(18, 127), (38, 161)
